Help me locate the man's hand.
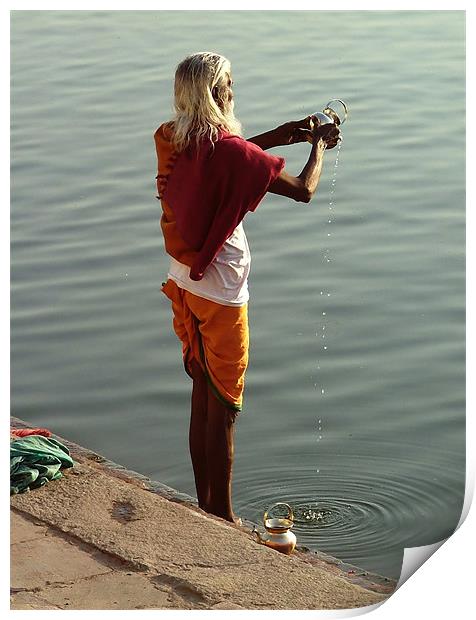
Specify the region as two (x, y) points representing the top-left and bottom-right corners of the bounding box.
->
(312, 119), (341, 150)
(247, 117), (341, 151)
(274, 116), (315, 146)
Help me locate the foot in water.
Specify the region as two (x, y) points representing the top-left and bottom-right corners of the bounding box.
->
(206, 507), (242, 526)
(219, 512), (242, 526)
(225, 515), (242, 526)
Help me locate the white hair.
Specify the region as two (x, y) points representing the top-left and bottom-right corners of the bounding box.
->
(169, 52), (242, 151)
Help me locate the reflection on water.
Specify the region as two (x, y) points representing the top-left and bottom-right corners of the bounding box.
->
(11, 11), (465, 580)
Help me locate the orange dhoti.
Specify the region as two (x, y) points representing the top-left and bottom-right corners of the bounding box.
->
(161, 279), (249, 412)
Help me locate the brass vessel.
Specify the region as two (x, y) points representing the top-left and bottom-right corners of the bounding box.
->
(252, 502), (297, 555)
(312, 98), (349, 127)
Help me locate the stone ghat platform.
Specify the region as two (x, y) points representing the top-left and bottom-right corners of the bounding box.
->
(10, 416), (396, 610)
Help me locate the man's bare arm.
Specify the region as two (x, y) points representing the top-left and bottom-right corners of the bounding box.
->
(268, 123), (339, 203)
(247, 128), (281, 150)
(247, 117), (319, 150)
(268, 139), (326, 203)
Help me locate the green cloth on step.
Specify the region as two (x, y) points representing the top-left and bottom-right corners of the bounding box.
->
(10, 435), (74, 495)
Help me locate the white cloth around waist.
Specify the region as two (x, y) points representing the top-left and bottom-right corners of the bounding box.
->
(167, 223), (251, 307)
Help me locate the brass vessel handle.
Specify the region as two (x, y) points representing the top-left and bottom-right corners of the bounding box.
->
(263, 502), (294, 524)
(325, 99), (348, 124)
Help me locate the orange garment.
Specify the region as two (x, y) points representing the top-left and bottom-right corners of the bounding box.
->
(154, 123), (198, 267)
(161, 279), (249, 412)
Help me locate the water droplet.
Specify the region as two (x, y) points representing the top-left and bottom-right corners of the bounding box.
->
(327, 293), (331, 297)
(320, 291), (323, 295)
(324, 346), (328, 350)
(321, 389), (325, 394)
(316, 469), (320, 473)
(322, 312), (326, 316)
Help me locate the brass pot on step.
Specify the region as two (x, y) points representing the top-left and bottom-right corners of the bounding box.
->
(252, 502), (297, 555)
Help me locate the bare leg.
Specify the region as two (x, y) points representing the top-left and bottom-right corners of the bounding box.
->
(206, 385), (240, 524)
(189, 359), (210, 510)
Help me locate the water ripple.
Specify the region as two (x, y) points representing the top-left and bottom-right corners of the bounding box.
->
(234, 458), (462, 579)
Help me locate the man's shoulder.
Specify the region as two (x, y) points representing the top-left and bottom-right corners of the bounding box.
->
(154, 121), (175, 143)
(214, 134), (261, 159)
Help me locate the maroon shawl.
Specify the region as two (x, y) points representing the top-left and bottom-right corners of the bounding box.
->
(162, 130), (285, 280)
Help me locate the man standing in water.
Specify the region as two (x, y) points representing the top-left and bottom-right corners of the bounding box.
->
(154, 52), (339, 524)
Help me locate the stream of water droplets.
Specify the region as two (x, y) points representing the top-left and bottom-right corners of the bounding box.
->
(314, 141), (343, 485)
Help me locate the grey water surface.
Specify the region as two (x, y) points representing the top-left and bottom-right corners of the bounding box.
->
(11, 10), (465, 580)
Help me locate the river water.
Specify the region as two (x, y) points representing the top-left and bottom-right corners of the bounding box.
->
(11, 10), (465, 580)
